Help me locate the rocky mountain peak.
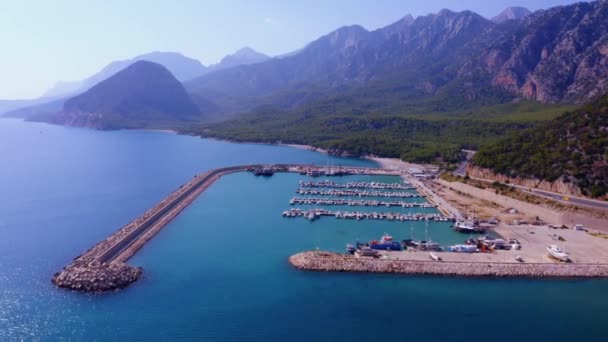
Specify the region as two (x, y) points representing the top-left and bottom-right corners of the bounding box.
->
(492, 6), (532, 23)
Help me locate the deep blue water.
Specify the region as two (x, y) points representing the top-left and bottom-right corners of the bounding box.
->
(1, 118), (607, 341)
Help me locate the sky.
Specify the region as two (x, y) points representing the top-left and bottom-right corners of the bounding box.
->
(0, 0), (583, 99)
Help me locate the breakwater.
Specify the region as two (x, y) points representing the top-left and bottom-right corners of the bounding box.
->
(289, 252), (608, 278)
(52, 165), (249, 292)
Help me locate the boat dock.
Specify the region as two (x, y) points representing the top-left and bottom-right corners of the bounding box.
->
(282, 208), (451, 222)
(289, 197), (436, 208)
(51, 163), (406, 292)
(299, 180), (414, 190)
(296, 189), (424, 198)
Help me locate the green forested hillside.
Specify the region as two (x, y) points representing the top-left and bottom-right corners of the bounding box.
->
(195, 96), (572, 163)
(474, 95), (608, 197)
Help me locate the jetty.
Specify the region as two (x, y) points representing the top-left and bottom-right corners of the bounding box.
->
(289, 251), (608, 278)
(52, 165), (248, 292)
(52, 164), (404, 292)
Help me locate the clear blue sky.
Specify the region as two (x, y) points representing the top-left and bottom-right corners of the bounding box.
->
(0, 0), (582, 99)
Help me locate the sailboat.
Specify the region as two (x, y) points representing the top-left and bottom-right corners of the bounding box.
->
(420, 219), (442, 251)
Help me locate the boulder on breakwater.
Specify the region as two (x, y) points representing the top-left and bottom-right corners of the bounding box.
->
(289, 251), (608, 278)
(52, 263), (142, 292)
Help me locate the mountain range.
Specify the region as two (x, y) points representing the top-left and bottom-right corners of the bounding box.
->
(42, 48), (270, 99)
(0, 47), (269, 118)
(3, 2), (608, 195)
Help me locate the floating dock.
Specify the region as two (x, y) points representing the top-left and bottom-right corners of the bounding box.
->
(296, 189), (424, 198)
(299, 180), (414, 190)
(289, 197), (436, 208)
(282, 208), (450, 222)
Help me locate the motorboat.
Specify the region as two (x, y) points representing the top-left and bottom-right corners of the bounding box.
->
(547, 245), (570, 262)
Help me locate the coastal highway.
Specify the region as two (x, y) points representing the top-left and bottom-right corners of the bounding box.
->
(450, 149), (607, 210)
(469, 176), (608, 210)
(523, 188), (608, 210)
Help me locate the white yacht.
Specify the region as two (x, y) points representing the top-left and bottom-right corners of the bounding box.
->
(547, 245), (570, 262)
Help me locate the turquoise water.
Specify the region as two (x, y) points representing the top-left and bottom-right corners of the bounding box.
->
(1, 119), (607, 341)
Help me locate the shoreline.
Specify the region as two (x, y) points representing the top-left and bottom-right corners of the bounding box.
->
(127, 128), (179, 134)
(279, 143), (329, 154)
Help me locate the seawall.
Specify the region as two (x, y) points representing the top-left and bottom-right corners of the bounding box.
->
(289, 251), (608, 278)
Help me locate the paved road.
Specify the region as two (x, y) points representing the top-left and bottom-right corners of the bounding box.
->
(524, 188), (608, 210)
(454, 150), (476, 177)
(470, 176), (608, 210)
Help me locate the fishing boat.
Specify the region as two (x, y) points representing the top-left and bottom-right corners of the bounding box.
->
(369, 233), (402, 251)
(547, 245), (570, 262)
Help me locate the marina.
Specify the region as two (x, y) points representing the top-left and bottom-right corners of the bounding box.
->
(51, 164), (410, 292)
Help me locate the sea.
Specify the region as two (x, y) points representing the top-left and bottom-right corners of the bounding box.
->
(0, 118), (606, 341)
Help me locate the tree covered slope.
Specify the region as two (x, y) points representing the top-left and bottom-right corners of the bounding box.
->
(473, 94), (608, 197)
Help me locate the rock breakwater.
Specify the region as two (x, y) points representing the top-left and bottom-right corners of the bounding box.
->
(289, 251), (608, 278)
(52, 165), (248, 292)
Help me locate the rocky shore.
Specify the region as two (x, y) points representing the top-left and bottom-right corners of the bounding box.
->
(289, 251), (608, 278)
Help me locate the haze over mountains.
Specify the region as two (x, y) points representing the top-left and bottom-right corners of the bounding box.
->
(6, 2), (608, 124)
(491, 6), (532, 23)
(3, 2), (607, 195)
(52, 61), (200, 130)
(43, 48), (271, 99)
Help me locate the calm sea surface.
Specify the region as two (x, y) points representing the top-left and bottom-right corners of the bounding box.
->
(0, 118), (606, 341)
